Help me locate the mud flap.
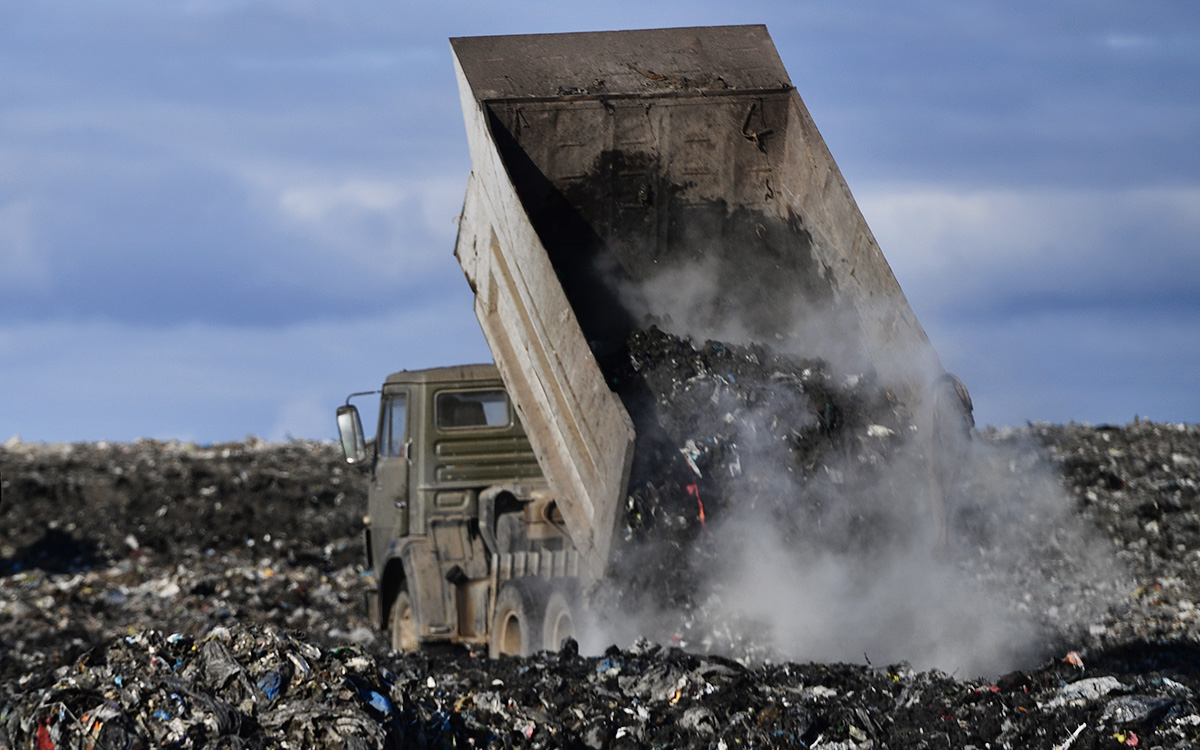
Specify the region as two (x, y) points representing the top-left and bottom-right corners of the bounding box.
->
(392, 538), (451, 637)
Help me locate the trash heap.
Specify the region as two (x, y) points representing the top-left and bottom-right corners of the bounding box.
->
(1, 626), (396, 749)
(4, 395), (1200, 746)
(8, 621), (1200, 748)
(0, 438), (364, 571)
(0, 438), (374, 685)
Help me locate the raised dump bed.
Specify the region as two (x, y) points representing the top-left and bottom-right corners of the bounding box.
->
(450, 26), (940, 580)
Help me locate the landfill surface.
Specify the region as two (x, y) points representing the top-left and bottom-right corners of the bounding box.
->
(4, 338), (1200, 746)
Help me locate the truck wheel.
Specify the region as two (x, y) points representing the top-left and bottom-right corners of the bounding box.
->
(391, 590), (419, 653)
(489, 578), (545, 658)
(542, 589), (576, 652)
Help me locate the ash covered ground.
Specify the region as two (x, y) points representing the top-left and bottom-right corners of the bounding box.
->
(3, 334), (1200, 748)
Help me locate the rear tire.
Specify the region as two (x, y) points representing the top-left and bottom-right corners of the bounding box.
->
(489, 578), (545, 658)
(390, 590), (419, 653)
(542, 589), (576, 652)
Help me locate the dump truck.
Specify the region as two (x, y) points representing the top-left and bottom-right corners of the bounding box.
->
(336, 26), (942, 656)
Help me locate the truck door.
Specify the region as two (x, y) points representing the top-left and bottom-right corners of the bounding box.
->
(369, 390), (410, 568)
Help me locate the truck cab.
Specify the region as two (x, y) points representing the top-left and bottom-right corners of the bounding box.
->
(336, 364), (580, 655)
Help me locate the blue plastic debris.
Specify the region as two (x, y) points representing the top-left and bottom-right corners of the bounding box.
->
(258, 671), (284, 701)
(363, 689), (392, 716)
(347, 676), (393, 716)
(596, 656), (621, 674)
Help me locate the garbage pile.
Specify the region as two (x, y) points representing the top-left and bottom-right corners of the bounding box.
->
(8, 613), (1200, 748)
(4, 410), (1200, 746)
(1, 626), (396, 749)
(0, 438), (374, 685)
(0, 438), (364, 570)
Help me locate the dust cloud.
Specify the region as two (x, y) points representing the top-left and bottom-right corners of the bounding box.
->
(588, 243), (1125, 678)
(698, 428), (1120, 677)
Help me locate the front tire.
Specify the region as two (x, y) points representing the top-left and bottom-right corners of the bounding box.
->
(390, 590), (419, 653)
(489, 578), (545, 658)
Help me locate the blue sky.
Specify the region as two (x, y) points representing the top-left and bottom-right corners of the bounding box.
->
(2, 2), (1197, 443)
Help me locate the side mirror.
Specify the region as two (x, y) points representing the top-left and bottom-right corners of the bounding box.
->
(336, 405), (368, 464)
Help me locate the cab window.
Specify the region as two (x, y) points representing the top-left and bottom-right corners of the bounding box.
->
(380, 393), (408, 458)
(436, 389), (510, 429)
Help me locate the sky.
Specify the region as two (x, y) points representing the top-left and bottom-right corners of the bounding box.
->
(2, 2), (1197, 444)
